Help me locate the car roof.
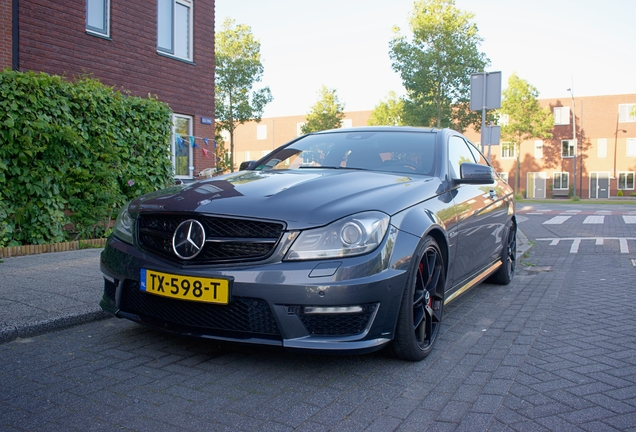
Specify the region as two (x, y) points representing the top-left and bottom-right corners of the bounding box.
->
(311, 126), (446, 135)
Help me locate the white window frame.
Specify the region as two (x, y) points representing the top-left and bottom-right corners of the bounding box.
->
(341, 119), (353, 128)
(597, 138), (607, 158)
(562, 139), (576, 158)
(256, 124), (267, 140)
(157, 0), (193, 62)
(553, 172), (569, 190)
(296, 122), (306, 137)
(86, 0), (110, 37)
(618, 104), (636, 123)
(627, 138), (636, 157)
(618, 172), (635, 190)
(172, 114), (193, 179)
(553, 106), (570, 126)
(534, 140), (543, 159)
(500, 142), (515, 159)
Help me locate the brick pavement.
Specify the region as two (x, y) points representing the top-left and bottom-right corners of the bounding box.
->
(1, 220), (635, 430)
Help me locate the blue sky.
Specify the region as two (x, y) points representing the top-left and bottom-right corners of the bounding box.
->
(214, 0), (636, 117)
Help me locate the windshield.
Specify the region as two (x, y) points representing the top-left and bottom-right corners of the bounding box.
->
(253, 131), (437, 175)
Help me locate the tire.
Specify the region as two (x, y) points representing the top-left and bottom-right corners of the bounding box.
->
(488, 223), (516, 285)
(390, 236), (445, 362)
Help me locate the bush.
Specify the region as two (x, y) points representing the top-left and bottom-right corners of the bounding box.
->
(617, 190), (624, 197)
(0, 70), (173, 246)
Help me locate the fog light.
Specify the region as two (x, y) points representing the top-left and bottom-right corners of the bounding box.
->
(303, 306), (364, 314)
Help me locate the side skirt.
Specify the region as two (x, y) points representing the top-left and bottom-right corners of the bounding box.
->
(444, 261), (502, 305)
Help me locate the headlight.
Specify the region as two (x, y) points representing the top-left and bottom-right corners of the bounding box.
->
(285, 211), (390, 260)
(112, 202), (134, 245)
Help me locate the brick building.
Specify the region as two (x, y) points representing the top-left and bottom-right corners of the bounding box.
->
(1, 0), (215, 180)
(232, 94), (636, 199)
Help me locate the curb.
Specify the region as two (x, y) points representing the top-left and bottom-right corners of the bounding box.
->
(0, 238), (107, 259)
(517, 229), (532, 258)
(0, 310), (112, 344)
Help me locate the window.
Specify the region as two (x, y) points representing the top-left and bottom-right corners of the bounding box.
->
(220, 130), (230, 143)
(501, 142), (515, 159)
(244, 151), (251, 162)
(296, 122), (305, 136)
(256, 125), (267, 140)
(618, 104), (636, 123)
(497, 114), (509, 126)
(157, 0), (193, 61)
(448, 136), (477, 179)
(618, 172), (635, 190)
(553, 106), (570, 125)
(341, 119), (353, 128)
(553, 172), (569, 190)
(498, 172), (508, 183)
(534, 140), (543, 159)
(628, 138), (636, 157)
(261, 150), (269, 158)
(86, 0), (110, 36)
(597, 138), (607, 158)
(172, 114), (193, 178)
(562, 139), (576, 158)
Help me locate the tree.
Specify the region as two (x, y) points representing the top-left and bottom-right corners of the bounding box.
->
(389, 0), (489, 130)
(497, 73), (553, 193)
(301, 86), (345, 134)
(368, 91), (406, 126)
(215, 18), (272, 172)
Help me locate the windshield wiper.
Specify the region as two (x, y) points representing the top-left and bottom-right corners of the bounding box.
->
(298, 165), (373, 171)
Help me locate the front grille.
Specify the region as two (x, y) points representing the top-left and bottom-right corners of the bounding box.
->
(299, 304), (377, 336)
(120, 281), (281, 338)
(137, 213), (285, 264)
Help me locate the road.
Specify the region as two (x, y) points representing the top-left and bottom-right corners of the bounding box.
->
(1, 203), (635, 431)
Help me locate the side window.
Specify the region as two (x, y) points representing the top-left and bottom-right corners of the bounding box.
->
(157, 0), (193, 61)
(86, 0), (110, 37)
(466, 140), (489, 166)
(172, 114), (193, 178)
(448, 136), (476, 179)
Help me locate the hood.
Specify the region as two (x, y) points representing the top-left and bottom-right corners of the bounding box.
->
(130, 170), (442, 229)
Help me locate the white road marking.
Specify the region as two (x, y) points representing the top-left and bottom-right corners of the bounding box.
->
(583, 216), (605, 224)
(623, 216), (636, 224)
(536, 237), (636, 254)
(543, 216), (571, 225)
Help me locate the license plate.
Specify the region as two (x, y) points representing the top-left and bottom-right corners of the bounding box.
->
(140, 269), (230, 304)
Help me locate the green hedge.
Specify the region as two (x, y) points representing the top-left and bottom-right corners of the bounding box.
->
(0, 70), (174, 247)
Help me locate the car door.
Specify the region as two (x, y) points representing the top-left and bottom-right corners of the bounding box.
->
(447, 135), (509, 288)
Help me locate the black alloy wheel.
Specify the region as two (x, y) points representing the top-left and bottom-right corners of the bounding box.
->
(488, 223), (517, 285)
(391, 236), (445, 361)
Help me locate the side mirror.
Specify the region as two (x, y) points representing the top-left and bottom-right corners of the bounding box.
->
(239, 160), (255, 171)
(458, 163), (495, 184)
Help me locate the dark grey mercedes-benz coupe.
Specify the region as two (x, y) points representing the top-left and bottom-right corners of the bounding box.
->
(100, 126), (516, 361)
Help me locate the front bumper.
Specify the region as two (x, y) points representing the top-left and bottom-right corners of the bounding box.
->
(100, 226), (419, 354)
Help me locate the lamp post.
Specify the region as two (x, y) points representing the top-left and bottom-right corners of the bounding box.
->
(567, 87), (576, 198)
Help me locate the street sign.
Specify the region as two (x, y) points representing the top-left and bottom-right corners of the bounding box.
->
(481, 125), (500, 146)
(470, 72), (502, 111)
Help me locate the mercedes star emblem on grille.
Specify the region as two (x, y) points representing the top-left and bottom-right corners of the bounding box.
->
(172, 219), (206, 259)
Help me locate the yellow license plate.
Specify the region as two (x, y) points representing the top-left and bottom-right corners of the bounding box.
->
(140, 269), (230, 304)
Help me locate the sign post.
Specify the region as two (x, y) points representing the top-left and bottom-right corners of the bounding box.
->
(470, 72), (502, 159)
